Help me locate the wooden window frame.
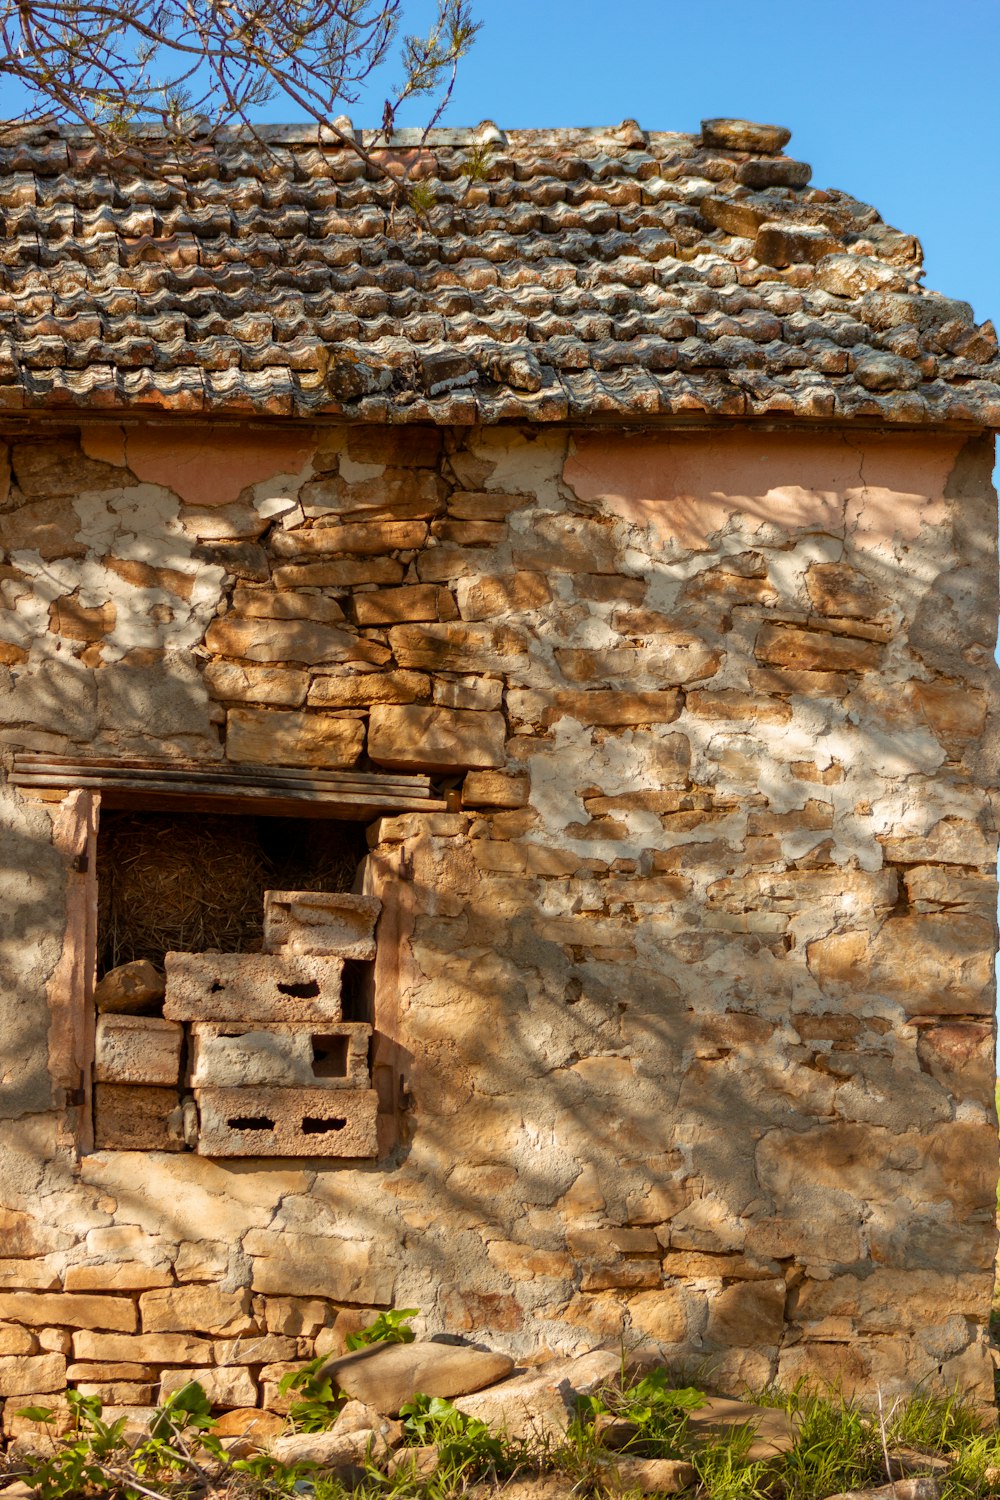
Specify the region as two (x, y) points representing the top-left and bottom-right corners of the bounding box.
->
(23, 755), (445, 1159)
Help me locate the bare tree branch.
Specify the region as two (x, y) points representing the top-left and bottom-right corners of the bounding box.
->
(0, 0), (480, 204)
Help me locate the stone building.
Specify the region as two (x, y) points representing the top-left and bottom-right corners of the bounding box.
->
(0, 113), (997, 1424)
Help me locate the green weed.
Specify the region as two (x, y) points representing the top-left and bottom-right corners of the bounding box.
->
(12, 1353), (1000, 1500)
(19, 1380), (225, 1500)
(399, 1391), (508, 1481)
(278, 1353), (343, 1433)
(281, 1307), (421, 1431)
(345, 1308), (419, 1353)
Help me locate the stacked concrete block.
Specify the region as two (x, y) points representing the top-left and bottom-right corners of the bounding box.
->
(94, 1016), (183, 1086)
(163, 952), (343, 1024)
(164, 921), (377, 1158)
(93, 1086), (186, 1152)
(189, 1022), (371, 1090)
(263, 891), (381, 959)
(195, 1087), (378, 1158)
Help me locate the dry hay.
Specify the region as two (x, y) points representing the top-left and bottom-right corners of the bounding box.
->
(97, 812), (362, 975)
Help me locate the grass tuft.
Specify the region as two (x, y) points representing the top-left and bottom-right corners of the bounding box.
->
(10, 1361), (1000, 1500)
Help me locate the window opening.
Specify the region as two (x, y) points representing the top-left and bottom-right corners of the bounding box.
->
(92, 810), (380, 1160)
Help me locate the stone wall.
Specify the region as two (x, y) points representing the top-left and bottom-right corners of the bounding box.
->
(0, 419), (997, 1426)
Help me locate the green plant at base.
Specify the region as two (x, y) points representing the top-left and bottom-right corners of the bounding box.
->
(692, 1420), (771, 1500)
(279, 1354), (344, 1433)
(574, 1369), (706, 1458)
(891, 1389), (985, 1454)
(18, 1380), (226, 1500)
(135, 1378), (225, 1480)
(16, 1365), (1000, 1500)
(400, 1392), (506, 1479)
(280, 1308), (421, 1432)
(345, 1307), (419, 1351)
(17, 1391), (130, 1499)
(231, 1450), (321, 1495)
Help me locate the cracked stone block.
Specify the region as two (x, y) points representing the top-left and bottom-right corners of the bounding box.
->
(195, 1087), (378, 1158)
(263, 891), (381, 959)
(95, 1015), (183, 1086)
(164, 953), (343, 1024)
(189, 1022), (371, 1089)
(93, 1086), (186, 1152)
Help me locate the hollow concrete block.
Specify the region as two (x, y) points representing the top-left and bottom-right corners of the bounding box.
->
(194, 1087), (378, 1158)
(163, 952), (342, 1024)
(93, 1086), (185, 1152)
(189, 1021), (371, 1090)
(95, 1015), (183, 1086)
(262, 891), (381, 960)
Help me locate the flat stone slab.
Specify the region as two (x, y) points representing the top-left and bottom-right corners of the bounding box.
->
(454, 1349), (621, 1441)
(326, 1340), (515, 1415)
(687, 1396), (796, 1460)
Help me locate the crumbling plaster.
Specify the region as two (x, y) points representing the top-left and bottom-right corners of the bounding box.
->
(0, 418), (996, 1418)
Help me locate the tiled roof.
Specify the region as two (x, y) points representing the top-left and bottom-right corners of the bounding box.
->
(0, 116), (997, 425)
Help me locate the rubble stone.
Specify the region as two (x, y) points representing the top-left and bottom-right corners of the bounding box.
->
(65, 1265), (173, 1292)
(462, 770), (530, 808)
(687, 1397), (796, 1460)
(307, 671), (430, 708)
(701, 117), (792, 152)
(75, 1380), (155, 1405)
(755, 623), (881, 672)
(0, 1324), (36, 1356)
(596, 1456), (697, 1494)
(0, 1353), (66, 1396)
(93, 960), (165, 1015)
(0, 1294), (137, 1332)
(140, 1287), (256, 1337)
(455, 1350), (621, 1440)
(204, 616), (385, 667)
(822, 1482), (940, 1500)
(213, 1407), (285, 1443)
(72, 1332), (214, 1363)
(269, 1426), (377, 1476)
(225, 708), (365, 768)
(159, 1366), (258, 1409)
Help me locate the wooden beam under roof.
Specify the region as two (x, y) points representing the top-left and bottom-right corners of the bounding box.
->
(10, 753), (448, 820)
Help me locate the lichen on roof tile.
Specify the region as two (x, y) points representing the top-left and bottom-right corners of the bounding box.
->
(0, 116), (996, 424)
